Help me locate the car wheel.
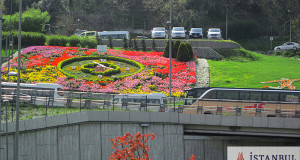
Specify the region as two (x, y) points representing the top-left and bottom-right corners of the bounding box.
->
(276, 48), (281, 51)
(293, 47), (297, 51)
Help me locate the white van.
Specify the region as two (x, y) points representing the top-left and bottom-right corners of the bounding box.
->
(151, 27), (168, 39)
(207, 28), (222, 39)
(171, 27), (186, 39)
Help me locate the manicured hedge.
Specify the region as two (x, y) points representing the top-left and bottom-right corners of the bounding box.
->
(81, 62), (121, 76)
(57, 55), (145, 82)
(2, 31), (46, 46)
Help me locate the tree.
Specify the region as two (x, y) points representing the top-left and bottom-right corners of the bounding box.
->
(186, 42), (194, 59)
(152, 39), (156, 51)
(141, 39), (146, 51)
(2, 9), (50, 32)
(134, 39), (139, 50)
(96, 34), (103, 45)
(163, 39), (174, 58)
(123, 36), (128, 49)
(173, 40), (181, 58)
(109, 132), (155, 160)
(129, 38), (133, 50)
(177, 43), (190, 62)
(108, 36), (113, 49)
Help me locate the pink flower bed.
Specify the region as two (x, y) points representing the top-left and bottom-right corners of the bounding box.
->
(2, 46), (196, 96)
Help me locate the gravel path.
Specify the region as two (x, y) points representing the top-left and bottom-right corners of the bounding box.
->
(195, 58), (210, 87)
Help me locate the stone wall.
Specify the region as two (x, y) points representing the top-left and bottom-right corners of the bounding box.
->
(1, 111), (299, 160)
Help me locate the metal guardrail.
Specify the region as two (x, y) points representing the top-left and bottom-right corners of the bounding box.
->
(1, 88), (300, 120)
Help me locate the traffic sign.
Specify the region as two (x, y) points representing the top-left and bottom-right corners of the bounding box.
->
(97, 45), (107, 52)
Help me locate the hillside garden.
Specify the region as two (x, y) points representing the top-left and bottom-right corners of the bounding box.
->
(209, 49), (300, 89)
(1, 46), (196, 97)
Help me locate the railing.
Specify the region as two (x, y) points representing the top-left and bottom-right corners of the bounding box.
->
(1, 89), (299, 122)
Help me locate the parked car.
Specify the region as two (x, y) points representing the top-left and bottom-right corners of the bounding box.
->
(151, 27), (168, 39)
(207, 28), (222, 39)
(75, 29), (87, 36)
(171, 27), (186, 39)
(78, 31), (97, 40)
(136, 36), (148, 39)
(274, 42), (300, 51)
(189, 28), (203, 38)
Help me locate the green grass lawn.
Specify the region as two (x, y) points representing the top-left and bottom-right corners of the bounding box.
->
(1, 48), (16, 57)
(208, 51), (300, 89)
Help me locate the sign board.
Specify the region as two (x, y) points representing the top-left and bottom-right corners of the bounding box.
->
(270, 36), (273, 41)
(97, 45), (107, 52)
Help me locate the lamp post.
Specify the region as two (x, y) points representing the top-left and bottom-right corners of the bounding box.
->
(77, 19), (80, 29)
(168, 0), (173, 98)
(225, 3), (229, 40)
(15, 0), (23, 159)
(288, 9), (292, 42)
(0, 10), (3, 155)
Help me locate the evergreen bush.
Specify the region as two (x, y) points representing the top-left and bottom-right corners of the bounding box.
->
(68, 36), (81, 47)
(134, 39), (139, 50)
(47, 35), (68, 46)
(173, 40), (181, 58)
(123, 37), (128, 49)
(79, 38), (97, 48)
(129, 39), (133, 50)
(177, 43), (190, 62)
(185, 42), (194, 59)
(163, 39), (174, 58)
(108, 36), (113, 48)
(141, 39), (146, 51)
(2, 31), (46, 46)
(96, 34), (103, 45)
(152, 39), (156, 51)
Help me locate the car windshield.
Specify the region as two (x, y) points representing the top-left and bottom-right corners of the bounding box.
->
(191, 28), (202, 32)
(76, 30), (86, 34)
(153, 28), (165, 31)
(173, 27), (184, 31)
(209, 29), (220, 32)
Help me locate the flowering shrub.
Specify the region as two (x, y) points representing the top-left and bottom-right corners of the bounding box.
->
(109, 132), (155, 160)
(1, 46), (196, 97)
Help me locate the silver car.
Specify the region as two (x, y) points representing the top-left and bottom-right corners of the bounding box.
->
(151, 27), (168, 39)
(274, 42), (300, 51)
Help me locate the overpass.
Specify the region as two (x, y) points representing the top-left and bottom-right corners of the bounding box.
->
(0, 111), (299, 160)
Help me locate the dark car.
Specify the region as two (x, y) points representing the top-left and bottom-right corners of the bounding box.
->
(136, 36), (148, 39)
(189, 28), (203, 38)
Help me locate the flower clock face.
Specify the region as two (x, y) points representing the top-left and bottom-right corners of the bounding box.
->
(58, 56), (142, 83)
(1, 46), (196, 96)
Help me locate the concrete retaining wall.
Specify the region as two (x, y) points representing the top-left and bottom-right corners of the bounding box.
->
(101, 39), (239, 59)
(0, 111), (299, 160)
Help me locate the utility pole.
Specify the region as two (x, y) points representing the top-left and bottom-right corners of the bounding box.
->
(15, 0), (23, 159)
(0, 9), (3, 156)
(288, 9), (292, 42)
(225, 2), (229, 40)
(168, 0), (173, 98)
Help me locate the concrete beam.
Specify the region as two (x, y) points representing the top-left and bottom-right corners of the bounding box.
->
(129, 112), (150, 122)
(46, 114), (68, 128)
(268, 117), (285, 128)
(237, 116), (253, 127)
(221, 115), (237, 126)
(108, 111), (130, 122)
(205, 115), (221, 125)
(190, 114), (206, 125)
(24, 117), (47, 131)
(253, 117), (268, 128)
